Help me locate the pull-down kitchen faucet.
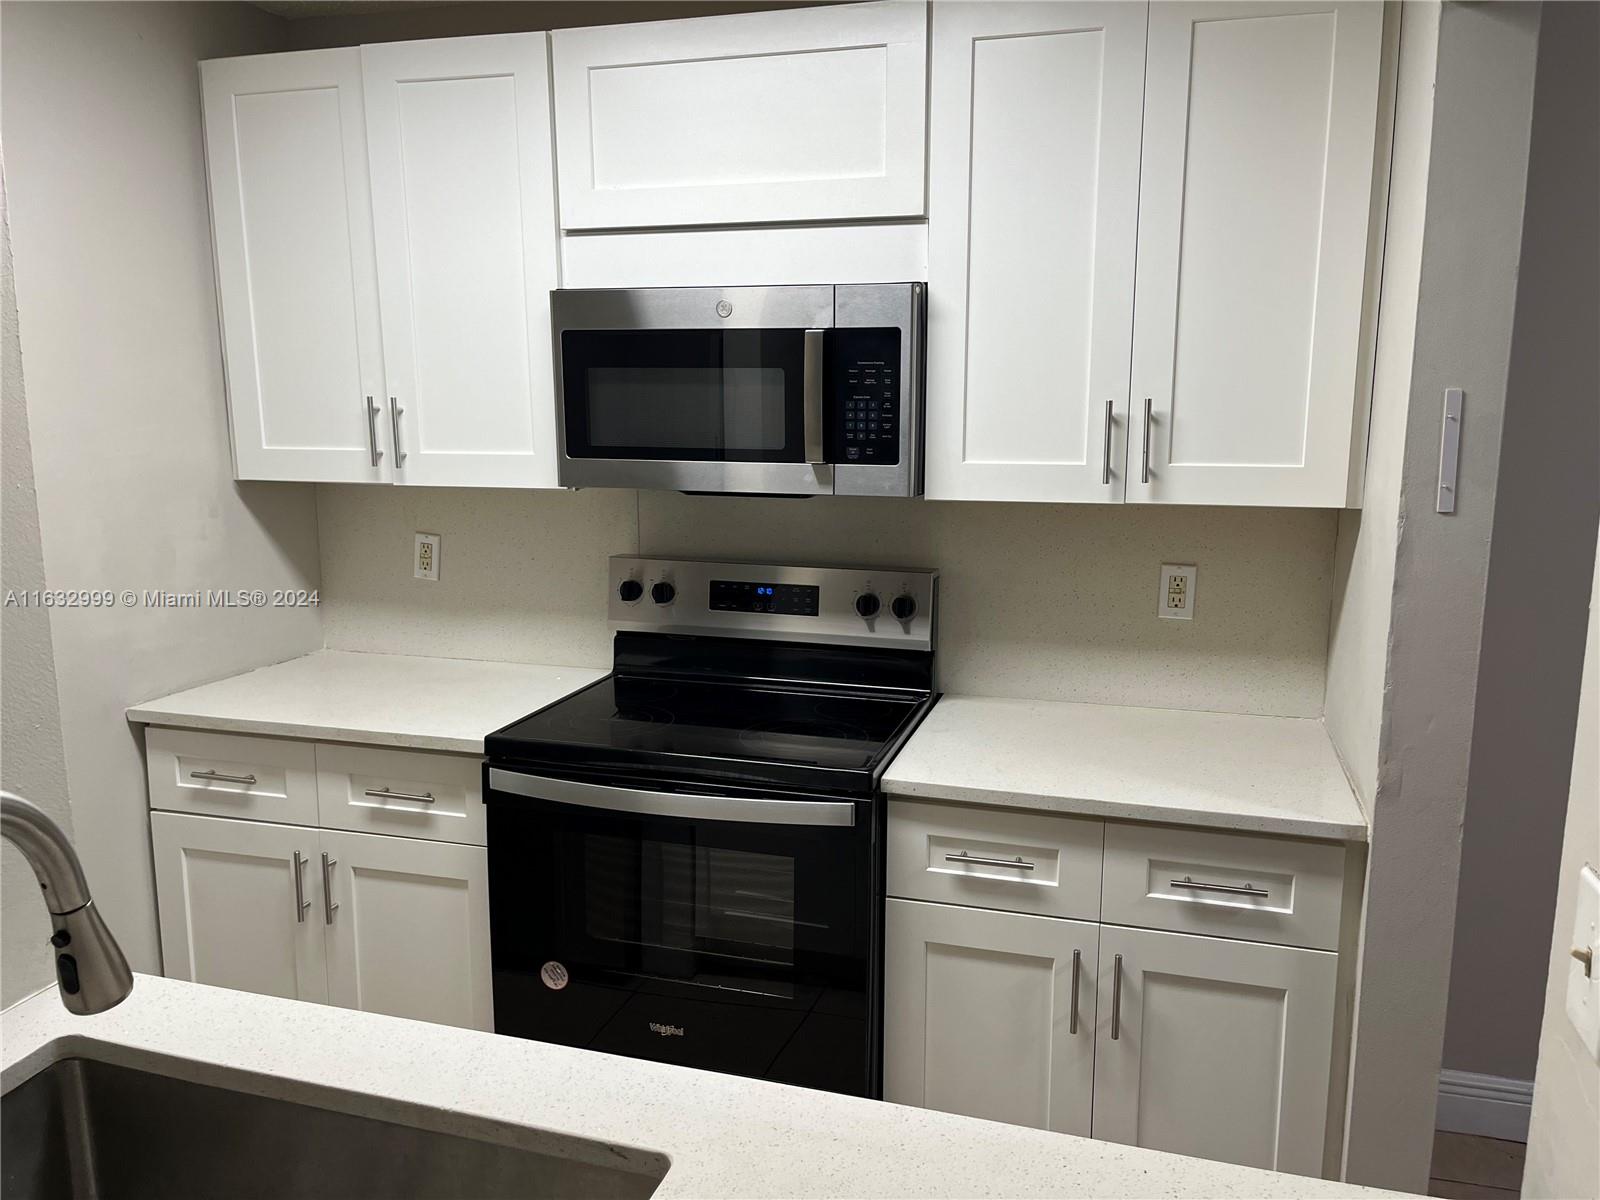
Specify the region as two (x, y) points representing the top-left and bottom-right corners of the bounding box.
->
(1, 790), (133, 1014)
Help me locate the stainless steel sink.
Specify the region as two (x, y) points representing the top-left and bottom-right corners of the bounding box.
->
(2, 1056), (667, 1199)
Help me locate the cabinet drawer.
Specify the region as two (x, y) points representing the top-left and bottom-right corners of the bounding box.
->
(887, 798), (1102, 920)
(145, 728), (318, 825)
(1101, 823), (1345, 950)
(315, 744), (484, 845)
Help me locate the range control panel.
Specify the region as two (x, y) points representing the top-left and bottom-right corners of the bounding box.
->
(610, 556), (937, 651)
(830, 328), (902, 466)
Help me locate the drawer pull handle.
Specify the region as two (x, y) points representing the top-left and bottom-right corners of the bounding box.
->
(190, 770), (257, 786)
(364, 786), (435, 804)
(1069, 948), (1081, 1035)
(945, 852), (1034, 871)
(1169, 876), (1269, 898)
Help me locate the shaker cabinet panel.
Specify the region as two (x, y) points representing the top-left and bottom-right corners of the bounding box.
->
(361, 34), (561, 489)
(151, 812), (328, 1003)
(925, 2), (1146, 503)
(1091, 925), (1337, 1175)
(1126, 1), (1384, 506)
(552, 2), (927, 229)
(201, 49), (389, 483)
(885, 898), (1097, 1137)
(321, 829), (492, 1031)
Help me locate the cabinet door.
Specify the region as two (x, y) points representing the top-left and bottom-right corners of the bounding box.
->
(320, 829), (492, 1031)
(1127, 1), (1383, 506)
(151, 812), (327, 1003)
(884, 899), (1097, 1136)
(925, 2), (1146, 503)
(552, 2), (927, 229)
(362, 34), (561, 489)
(200, 49), (389, 483)
(1092, 925), (1337, 1175)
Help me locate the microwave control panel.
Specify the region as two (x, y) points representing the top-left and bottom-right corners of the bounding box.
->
(829, 328), (902, 466)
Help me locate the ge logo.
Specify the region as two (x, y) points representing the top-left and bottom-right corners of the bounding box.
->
(715, 299), (733, 318)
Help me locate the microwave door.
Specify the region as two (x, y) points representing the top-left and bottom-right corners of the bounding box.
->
(557, 326), (834, 495)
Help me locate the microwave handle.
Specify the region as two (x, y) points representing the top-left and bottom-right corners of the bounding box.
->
(803, 328), (826, 465)
(488, 768), (856, 828)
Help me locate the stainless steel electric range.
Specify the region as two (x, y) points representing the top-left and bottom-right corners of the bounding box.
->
(483, 556), (939, 1098)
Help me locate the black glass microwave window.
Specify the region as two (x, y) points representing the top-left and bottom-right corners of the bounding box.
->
(562, 329), (807, 462)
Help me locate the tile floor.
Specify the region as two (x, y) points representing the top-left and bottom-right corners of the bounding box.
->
(1428, 1131), (1526, 1199)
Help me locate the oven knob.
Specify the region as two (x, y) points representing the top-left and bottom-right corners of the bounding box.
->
(651, 581), (676, 606)
(890, 594), (917, 621)
(618, 579), (643, 603)
(855, 592), (881, 619)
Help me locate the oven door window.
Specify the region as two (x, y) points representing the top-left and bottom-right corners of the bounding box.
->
(493, 798), (866, 1000)
(561, 329), (807, 462)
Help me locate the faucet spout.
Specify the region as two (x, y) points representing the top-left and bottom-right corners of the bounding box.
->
(1, 790), (133, 1014)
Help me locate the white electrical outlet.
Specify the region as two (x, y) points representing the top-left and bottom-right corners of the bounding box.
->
(1159, 564), (1197, 620)
(414, 532), (440, 582)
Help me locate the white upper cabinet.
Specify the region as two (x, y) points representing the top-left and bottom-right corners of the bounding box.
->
(361, 34), (561, 488)
(551, 2), (928, 230)
(1127, 1), (1384, 506)
(201, 49), (389, 483)
(926, 2), (1147, 503)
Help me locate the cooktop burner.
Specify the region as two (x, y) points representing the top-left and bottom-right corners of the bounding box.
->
(487, 673), (925, 792)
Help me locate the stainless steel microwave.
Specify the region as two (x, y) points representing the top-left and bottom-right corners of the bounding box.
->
(551, 284), (925, 497)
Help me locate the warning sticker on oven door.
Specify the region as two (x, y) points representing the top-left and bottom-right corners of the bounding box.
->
(540, 961), (569, 990)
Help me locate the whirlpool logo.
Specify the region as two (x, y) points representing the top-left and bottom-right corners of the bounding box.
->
(648, 1021), (685, 1038)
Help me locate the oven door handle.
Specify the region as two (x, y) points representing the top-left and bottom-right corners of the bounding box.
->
(803, 328), (827, 465)
(488, 768), (857, 828)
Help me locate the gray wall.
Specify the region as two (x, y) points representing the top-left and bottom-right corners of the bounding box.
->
(0, 1), (320, 975)
(0, 169), (73, 1008)
(1441, 0), (1600, 1086)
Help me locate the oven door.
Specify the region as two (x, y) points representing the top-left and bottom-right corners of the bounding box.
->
(553, 285), (835, 495)
(486, 768), (876, 1096)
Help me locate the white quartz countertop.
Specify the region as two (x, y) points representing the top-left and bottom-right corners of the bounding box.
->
(2, 977), (1399, 1199)
(884, 695), (1368, 841)
(126, 650), (607, 754)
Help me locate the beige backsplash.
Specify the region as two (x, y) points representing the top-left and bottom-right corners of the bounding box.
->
(316, 485), (1336, 717)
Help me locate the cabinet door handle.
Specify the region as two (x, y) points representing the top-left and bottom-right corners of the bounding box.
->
(1169, 876), (1270, 898)
(365, 396), (383, 467)
(364, 786), (435, 804)
(1111, 952), (1123, 1040)
(292, 851), (311, 924)
(389, 397), (406, 466)
(1102, 400), (1114, 486)
(1069, 948), (1081, 1035)
(944, 851), (1034, 871)
(190, 769), (256, 786)
(1140, 398), (1152, 484)
(320, 852), (338, 925)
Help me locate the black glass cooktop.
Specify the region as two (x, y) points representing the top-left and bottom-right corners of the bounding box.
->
(486, 674), (931, 796)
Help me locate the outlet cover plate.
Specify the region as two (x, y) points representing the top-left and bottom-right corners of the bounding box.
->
(414, 532), (440, 582)
(1159, 564), (1196, 621)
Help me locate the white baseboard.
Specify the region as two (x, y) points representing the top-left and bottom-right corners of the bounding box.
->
(1436, 1069), (1533, 1141)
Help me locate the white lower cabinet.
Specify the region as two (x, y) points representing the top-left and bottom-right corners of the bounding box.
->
(151, 812), (489, 1032)
(152, 812), (328, 1004)
(884, 806), (1347, 1176)
(885, 899), (1097, 1136)
(321, 828), (492, 1031)
(1091, 925), (1337, 1174)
